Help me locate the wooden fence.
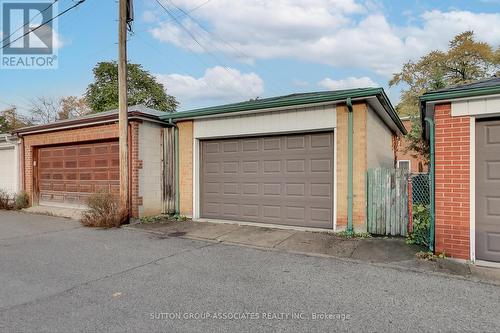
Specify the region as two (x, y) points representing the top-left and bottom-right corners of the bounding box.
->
(366, 168), (409, 236)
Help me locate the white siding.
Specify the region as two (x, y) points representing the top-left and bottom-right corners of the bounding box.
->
(193, 104), (336, 139)
(367, 106), (394, 169)
(138, 122), (163, 217)
(452, 95), (500, 117)
(0, 136), (20, 194)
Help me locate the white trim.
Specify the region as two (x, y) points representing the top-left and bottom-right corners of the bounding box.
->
(451, 95), (500, 117)
(470, 117), (476, 263)
(397, 159), (411, 172)
(193, 104), (336, 139)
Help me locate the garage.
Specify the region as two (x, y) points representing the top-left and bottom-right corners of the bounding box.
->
(0, 134), (20, 194)
(37, 141), (119, 206)
(475, 119), (500, 262)
(200, 132), (334, 228)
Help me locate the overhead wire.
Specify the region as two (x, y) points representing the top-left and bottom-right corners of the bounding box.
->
(1, 0), (60, 47)
(2, 0), (87, 50)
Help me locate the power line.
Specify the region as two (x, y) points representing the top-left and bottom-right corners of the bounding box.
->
(153, 0), (257, 100)
(2, 0), (87, 50)
(161, 0), (283, 96)
(1, 0), (60, 47)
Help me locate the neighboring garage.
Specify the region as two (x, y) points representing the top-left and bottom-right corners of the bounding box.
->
(0, 134), (21, 194)
(421, 76), (500, 263)
(163, 88), (406, 231)
(15, 105), (171, 218)
(37, 141), (119, 206)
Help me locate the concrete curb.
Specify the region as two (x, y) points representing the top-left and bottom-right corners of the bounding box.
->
(124, 225), (500, 287)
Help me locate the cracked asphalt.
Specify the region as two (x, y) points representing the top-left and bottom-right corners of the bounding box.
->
(1, 210), (500, 333)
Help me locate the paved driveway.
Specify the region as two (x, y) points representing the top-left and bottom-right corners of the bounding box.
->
(1, 211), (500, 333)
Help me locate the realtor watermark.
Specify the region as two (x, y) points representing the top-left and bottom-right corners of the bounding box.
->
(1, 0), (58, 69)
(149, 311), (351, 321)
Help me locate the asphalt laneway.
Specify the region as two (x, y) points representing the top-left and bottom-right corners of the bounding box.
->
(1, 210), (499, 333)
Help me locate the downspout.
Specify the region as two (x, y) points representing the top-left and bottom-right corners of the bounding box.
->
(346, 97), (354, 234)
(424, 116), (435, 252)
(169, 118), (180, 215)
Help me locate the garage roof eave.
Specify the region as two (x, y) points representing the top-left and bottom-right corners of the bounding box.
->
(163, 88), (407, 134)
(13, 106), (172, 135)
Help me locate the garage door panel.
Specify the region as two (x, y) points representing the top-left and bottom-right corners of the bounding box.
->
(201, 132), (333, 228)
(476, 120), (500, 262)
(38, 141), (119, 206)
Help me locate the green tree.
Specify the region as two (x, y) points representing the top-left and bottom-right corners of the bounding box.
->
(0, 108), (31, 132)
(85, 62), (178, 113)
(390, 31), (500, 160)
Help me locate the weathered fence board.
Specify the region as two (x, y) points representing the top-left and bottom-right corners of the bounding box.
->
(367, 168), (409, 236)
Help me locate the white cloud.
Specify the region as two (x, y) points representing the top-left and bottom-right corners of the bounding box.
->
(148, 1), (500, 76)
(156, 66), (264, 105)
(318, 76), (378, 90)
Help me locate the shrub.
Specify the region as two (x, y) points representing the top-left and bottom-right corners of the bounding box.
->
(80, 191), (128, 228)
(407, 204), (430, 246)
(0, 189), (14, 210)
(14, 191), (30, 210)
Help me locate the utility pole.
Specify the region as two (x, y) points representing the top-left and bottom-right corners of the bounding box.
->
(118, 0), (129, 216)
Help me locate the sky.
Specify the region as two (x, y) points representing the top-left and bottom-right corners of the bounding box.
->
(1, 0), (500, 114)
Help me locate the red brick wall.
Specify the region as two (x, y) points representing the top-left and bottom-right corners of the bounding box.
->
(396, 119), (428, 173)
(22, 122), (142, 218)
(434, 103), (470, 260)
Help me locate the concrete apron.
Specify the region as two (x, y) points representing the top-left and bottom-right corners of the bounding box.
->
(130, 219), (500, 286)
(23, 205), (84, 220)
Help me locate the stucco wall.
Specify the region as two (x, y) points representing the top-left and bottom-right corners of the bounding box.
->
(366, 106), (395, 169)
(138, 122), (163, 217)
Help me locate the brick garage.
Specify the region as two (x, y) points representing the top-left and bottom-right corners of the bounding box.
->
(166, 89), (406, 231)
(421, 77), (500, 263)
(15, 106), (169, 219)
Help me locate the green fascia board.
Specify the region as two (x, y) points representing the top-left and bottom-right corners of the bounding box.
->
(420, 85), (500, 102)
(162, 88), (407, 134)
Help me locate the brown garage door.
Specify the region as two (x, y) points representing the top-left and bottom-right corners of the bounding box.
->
(476, 119), (500, 262)
(201, 132), (334, 228)
(37, 141), (119, 206)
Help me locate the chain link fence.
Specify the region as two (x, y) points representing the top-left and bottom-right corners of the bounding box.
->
(407, 173), (431, 247)
(409, 173), (430, 206)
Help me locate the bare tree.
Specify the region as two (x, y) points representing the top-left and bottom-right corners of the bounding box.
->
(58, 96), (91, 120)
(28, 96), (91, 124)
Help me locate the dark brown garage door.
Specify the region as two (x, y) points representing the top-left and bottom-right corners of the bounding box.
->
(476, 119), (500, 262)
(37, 141), (119, 206)
(201, 132), (334, 228)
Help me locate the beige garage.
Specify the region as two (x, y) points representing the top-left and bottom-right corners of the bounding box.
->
(200, 132), (334, 228)
(163, 89), (406, 231)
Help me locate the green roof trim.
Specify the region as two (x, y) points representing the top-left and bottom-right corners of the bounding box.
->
(162, 88), (407, 134)
(420, 83), (500, 102)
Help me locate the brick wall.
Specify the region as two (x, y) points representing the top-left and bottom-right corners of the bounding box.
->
(177, 120), (193, 217)
(21, 122), (144, 218)
(336, 102), (367, 230)
(434, 103), (470, 260)
(396, 119), (428, 173)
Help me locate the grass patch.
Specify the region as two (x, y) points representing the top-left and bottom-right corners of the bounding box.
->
(415, 251), (446, 261)
(336, 231), (372, 239)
